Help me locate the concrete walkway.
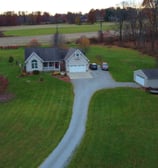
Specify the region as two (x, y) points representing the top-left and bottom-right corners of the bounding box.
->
(40, 70), (139, 168)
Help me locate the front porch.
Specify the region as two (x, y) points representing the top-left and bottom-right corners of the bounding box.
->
(43, 61), (60, 71)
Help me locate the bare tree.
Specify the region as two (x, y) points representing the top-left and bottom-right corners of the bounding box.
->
(116, 1), (128, 43)
(50, 26), (66, 48)
(142, 0), (158, 51)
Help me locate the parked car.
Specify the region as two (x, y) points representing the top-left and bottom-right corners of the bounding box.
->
(101, 62), (109, 71)
(148, 87), (158, 94)
(89, 63), (98, 70)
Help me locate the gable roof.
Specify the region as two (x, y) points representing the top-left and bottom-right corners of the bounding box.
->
(64, 48), (89, 62)
(64, 48), (76, 60)
(25, 47), (67, 62)
(142, 69), (158, 79)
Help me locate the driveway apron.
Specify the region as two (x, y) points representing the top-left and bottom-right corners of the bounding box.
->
(40, 70), (139, 168)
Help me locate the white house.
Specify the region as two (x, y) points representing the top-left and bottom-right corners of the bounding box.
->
(134, 69), (158, 88)
(24, 47), (89, 73)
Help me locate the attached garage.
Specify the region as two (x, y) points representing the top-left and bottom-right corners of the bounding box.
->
(65, 48), (89, 73)
(69, 65), (87, 72)
(134, 69), (158, 88)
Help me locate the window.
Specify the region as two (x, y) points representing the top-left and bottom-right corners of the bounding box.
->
(75, 53), (80, 60)
(32, 60), (38, 69)
(43, 62), (48, 67)
(55, 62), (59, 69)
(49, 62), (54, 67)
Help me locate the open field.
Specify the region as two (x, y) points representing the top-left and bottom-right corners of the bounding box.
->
(0, 48), (73, 167)
(69, 88), (158, 168)
(0, 45), (156, 167)
(2, 23), (115, 36)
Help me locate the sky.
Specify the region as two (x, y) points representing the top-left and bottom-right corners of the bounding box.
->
(0, 0), (143, 14)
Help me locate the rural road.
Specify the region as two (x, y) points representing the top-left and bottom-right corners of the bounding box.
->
(40, 69), (139, 168)
(0, 32), (97, 46)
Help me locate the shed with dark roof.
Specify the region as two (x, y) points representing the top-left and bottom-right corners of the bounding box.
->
(134, 69), (158, 88)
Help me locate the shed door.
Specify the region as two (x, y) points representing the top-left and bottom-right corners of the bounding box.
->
(135, 75), (145, 86)
(69, 65), (86, 72)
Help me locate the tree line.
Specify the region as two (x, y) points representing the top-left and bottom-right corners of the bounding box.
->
(0, 9), (106, 26)
(115, 0), (158, 55)
(0, 0), (157, 54)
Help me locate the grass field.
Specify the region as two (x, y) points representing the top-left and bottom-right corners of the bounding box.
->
(3, 23), (115, 36)
(0, 48), (73, 167)
(69, 88), (158, 168)
(0, 45), (157, 167)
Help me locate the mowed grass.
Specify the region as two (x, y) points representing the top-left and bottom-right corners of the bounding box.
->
(4, 23), (115, 36)
(87, 45), (156, 81)
(69, 88), (158, 168)
(0, 45), (156, 167)
(0, 48), (73, 167)
(69, 46), (157, 167)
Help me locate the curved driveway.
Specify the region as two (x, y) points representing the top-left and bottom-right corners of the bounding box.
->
(40, 69), (139, 168)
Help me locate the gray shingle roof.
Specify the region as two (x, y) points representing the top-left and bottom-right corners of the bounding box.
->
(142, 69), (158, 79)
(25, 47), (67, 61)
(64, 48), (76, 60)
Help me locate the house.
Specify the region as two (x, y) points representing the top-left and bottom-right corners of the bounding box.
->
(134, 69), (158, 88)
(24, 47), (89, 73)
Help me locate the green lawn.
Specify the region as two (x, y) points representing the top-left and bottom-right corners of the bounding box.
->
(4, 23), (115, 36)
(87, 45), (156, 81)
(0, 48), (73, 167)
(69, 88), (158, 168)
(69, 46), (157, 168)
(0, 46), (157, 167)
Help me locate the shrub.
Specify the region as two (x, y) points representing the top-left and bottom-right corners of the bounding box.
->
(8, 56), (14, 63)
(33, 70), (40, 75)
(27, 39), (41, 47)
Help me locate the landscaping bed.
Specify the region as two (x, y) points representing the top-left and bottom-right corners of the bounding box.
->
(52, 72), (70, 83)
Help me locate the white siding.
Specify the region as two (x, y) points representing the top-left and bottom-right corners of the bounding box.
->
(135, 75), (145, 86)
(66, 50), (89, 72)
(25, 53), (43, 72)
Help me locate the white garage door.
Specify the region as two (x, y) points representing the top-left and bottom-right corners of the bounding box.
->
(69, 65), (86, 72)
(135, 75), (145, 86)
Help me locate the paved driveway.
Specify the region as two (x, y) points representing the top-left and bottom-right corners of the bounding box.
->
(40, 69), (139, 168)
(67, 71), (93, 79)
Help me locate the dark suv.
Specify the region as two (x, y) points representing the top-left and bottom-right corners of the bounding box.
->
(89, 63), (98, 70)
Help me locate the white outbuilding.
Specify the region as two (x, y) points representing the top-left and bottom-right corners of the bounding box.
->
(134, 69), (158, 88)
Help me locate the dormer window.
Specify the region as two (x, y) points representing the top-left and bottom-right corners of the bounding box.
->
(75, 53), (80, 60)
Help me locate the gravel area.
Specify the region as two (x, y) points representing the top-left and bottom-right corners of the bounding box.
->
(40, 69), (139, 168)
